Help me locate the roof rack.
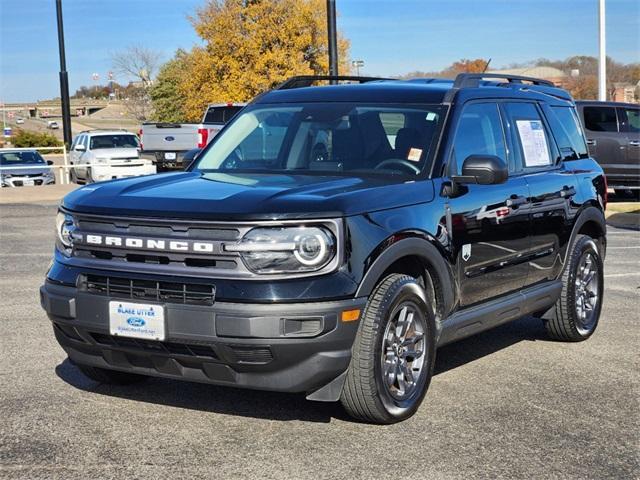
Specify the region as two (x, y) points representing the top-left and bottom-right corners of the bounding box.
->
(79, 128), (130, 133)
(442, 73), (557, 103)
(276, 75), (394, 90)
(452, 73), (555, 89)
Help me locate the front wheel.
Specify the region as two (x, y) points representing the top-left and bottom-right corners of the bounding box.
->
(340, 274), (436, 424)
(544, 235), (604, 341)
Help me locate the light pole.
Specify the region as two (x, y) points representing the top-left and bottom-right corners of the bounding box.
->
(598, 0), (607, 101)
(55, 0), (72, 148)
(326, 0), (338, 78)
(352, 60), (365, 76)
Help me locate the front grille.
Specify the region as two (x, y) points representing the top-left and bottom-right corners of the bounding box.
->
(90, 332), (219, 359)
(82, 274), (216, 306)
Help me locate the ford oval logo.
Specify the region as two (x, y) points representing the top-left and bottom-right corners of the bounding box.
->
(127, 317), (146, 327)
(164, 136), (175, 142)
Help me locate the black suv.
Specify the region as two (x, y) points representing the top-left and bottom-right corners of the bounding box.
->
(41, 74), (607, 424)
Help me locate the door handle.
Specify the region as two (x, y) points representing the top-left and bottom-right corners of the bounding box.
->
(560, 186), (576, 198)
(506, 195), (527, 207)
(586, 139), (597, 146)
(630, 140), (640, 147)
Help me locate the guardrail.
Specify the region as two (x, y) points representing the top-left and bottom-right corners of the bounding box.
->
(0, 147), (152, 186)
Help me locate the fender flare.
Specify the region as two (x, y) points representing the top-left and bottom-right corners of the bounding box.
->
(564, 206), (607, 266)
(354, 236), (455, 317)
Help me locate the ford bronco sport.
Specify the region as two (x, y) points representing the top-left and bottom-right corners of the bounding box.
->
(41, 74), (607, 424)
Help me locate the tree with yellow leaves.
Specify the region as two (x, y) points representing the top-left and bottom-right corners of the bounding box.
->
(177, 0), (350, 121)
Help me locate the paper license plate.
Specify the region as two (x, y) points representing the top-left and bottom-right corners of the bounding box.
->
(23, 179), (35, 186)
(164, 152), (177, 160)
(109, 301), (165, 341)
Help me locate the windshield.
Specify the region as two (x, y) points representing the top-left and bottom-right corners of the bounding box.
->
(90, 134), (139, 150)
(0, 151), (46, 165)
(195, 103), (445, 177)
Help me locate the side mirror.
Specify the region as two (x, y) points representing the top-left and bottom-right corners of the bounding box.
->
(46, 160), (54, 165)
(75, 144), (86, 152)
(453, 155), (508, 185)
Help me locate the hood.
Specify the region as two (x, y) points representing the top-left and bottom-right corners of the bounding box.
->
(63, 171), (435, 220)
(92, 147), (139, 159)
(0, 164), (52, 176)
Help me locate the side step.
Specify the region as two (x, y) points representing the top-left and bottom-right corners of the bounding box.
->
(437, 281), (562, 347)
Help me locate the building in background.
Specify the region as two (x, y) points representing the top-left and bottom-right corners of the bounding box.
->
(488, 66), (568, 87)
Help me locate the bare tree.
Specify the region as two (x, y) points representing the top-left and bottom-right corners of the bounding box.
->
(111, 45), (162, 87)
(111, 45), (162, 121)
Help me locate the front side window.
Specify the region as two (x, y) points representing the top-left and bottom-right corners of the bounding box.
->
(583, 106), (618, 132)
(452, 102), (506, 174)
(620, 108), (640, 133)
(195, 103), (445, 178)
(89, 134), (139, 150)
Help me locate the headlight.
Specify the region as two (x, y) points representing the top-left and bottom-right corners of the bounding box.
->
(55, 211), (76, 254)
(225, 226), (336, 274)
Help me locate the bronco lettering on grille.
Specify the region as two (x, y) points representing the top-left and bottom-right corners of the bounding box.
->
(82, 234), (217, 253)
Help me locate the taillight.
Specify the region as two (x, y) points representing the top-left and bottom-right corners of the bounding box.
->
(602, 174), (608, 210)
(197, 128), (208, 148)
(138, 128), (143, 151)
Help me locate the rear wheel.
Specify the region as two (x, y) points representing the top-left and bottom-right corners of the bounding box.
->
(340, 274), (436, 424)
(75, 363), (147, 385)
(86, 167), (94, 184)
(544, 235), (603, 341)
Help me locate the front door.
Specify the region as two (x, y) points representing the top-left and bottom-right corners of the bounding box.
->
(617, 106), (640, 187)
(446, 102), (531, 307)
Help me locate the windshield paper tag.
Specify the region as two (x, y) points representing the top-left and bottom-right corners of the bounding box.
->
(407, 148), (422, 162)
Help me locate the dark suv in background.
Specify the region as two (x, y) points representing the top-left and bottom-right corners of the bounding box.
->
(41, 74), (607, 423)
(576, 100), (640, 198)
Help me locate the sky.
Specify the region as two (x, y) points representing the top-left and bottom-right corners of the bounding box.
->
(0, 0), (638, 102)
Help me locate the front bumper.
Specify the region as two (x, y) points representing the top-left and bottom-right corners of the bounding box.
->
(92, 164), (156, 182)
(41, 280), (365, 396)
(1, 175), (55, 187)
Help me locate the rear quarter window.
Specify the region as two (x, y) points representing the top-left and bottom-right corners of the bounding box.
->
(547, 106), (589, 160)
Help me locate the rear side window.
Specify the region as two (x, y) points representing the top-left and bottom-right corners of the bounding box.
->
(452, 103), (506, 174)
(204, 106), (243, 124)
(583, 106), (618, 132)
(503, 102), (554, 169)
(547, 106), (589, 160)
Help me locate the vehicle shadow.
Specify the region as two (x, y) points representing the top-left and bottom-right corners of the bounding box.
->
(55, 315), (549, 423)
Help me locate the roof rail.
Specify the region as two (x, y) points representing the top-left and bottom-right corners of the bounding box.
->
(276, 75), (394, 90)
(452, 73), (555, 89)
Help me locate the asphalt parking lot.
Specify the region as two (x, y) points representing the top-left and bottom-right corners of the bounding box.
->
(1, 203), (638, 479)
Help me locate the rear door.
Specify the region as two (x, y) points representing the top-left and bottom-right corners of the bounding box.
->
(580, 105), (626, 184)
(446, 101), (531, 307)
(617, 106), (640, 188)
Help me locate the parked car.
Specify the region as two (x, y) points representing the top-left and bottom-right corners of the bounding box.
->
(47, 121), (59, 129)
(140, 103), (245, 171)
(15, 117), (25, 125)
(69, 130), (156, 184)
(41, 74), (607, 424)
(0, 150), (55, 187)
(576, 101), (640, 198)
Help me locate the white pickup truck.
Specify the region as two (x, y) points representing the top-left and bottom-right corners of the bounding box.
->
(140, 103), (245, 171)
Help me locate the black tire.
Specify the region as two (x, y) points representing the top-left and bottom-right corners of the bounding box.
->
(544, 234), (603, 342)
(69, 167), (77, 184)
(75, 363), (147, 385)
(340, 274), (436, 424)
(86, 168), (94, 184)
